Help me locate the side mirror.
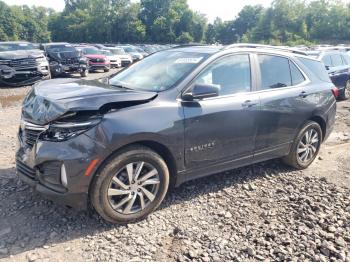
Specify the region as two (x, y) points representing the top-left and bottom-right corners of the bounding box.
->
(182, 83), (220, 101)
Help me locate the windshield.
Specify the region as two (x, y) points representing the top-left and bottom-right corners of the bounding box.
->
(0, 43), (36, 52)
(110, 50), (209, 91)
(109, 48), (125, 55)
(123, 47), (137, 53)
(101, 50), (113, 56)
(82, 48), (102, 55)
(47, 44), (76, 52)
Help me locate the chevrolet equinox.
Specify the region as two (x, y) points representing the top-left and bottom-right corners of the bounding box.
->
(16, 44), (337, 223)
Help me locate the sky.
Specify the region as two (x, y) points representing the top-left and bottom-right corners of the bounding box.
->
(3, 0), (273, 22)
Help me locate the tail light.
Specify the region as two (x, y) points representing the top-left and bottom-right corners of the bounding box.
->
(332, 87), (339, 98)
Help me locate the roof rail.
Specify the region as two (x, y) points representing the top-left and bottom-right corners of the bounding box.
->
(222, 43), (307, 56)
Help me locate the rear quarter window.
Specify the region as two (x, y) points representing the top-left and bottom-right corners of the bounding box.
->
(298, 57), (331, 83)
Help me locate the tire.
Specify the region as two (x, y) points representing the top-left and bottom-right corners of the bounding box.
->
(339, 80), (350, 100)
(282, 121), (322, 170)
(80, 69), (88, 77)
(104, 66), (110, 72)
(90, 146), (169, 224)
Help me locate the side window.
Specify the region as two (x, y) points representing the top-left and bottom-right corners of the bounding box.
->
(258, 55), (291, 89)
(322, 55), (332, 67)
(194, 54), (251, 96)
(290, 61), (305, 85)
(331, 55), (343, 66)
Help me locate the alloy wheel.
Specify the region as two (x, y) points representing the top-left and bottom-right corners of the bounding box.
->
(297, 128), (320, 163)
(107, 162), (160, 214)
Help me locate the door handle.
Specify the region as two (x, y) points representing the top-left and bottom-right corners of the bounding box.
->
(299, 91), (309, 98)
(242, 100), (257, 108)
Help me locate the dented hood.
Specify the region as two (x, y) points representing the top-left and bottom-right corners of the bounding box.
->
(22, 78), (157, 125)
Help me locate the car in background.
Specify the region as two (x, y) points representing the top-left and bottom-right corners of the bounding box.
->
(104, 47), (133, 67)
(0, 41), (50, 86)
(139, 45), (158, 55)
(118, 45), (144, 62)
(43, 43), (89, 77)
(101, 49), (121, 68)
(306, 50), (350, 100)
(80, 47), (111, 72)
(16, 44), (336, 223)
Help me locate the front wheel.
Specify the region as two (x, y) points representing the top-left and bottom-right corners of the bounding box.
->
(282, 121), (322, 169)
(90, 146), (169, 224)
(104, 66), (110, 72)
(339, 80), (350, 100)
(80, 69), (88, 77)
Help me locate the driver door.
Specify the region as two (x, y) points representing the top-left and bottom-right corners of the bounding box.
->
(182, 54), (259, 170)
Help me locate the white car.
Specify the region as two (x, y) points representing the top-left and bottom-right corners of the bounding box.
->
(101, 50), (121, 68)
(104, 47), (133, 67)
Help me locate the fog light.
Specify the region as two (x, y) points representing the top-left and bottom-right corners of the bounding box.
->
(61, 164), (68, 187)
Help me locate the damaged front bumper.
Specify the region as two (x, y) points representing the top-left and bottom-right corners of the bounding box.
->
(15, 124), (110, 210)
(50, 63), (88, 76)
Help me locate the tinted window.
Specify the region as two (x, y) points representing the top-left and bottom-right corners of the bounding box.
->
(290, 61), (305, 85)
(259, 55), (291, 89)
(194, 55), (251, 96)
(322, 55), (332, 67)
(331, 54), (343, 66)
(298, 57), (331, 83)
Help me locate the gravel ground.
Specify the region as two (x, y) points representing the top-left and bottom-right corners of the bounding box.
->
(0, 73), (349, 261)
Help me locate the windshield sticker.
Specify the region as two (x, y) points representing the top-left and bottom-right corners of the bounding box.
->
(174, 57), (203, 64)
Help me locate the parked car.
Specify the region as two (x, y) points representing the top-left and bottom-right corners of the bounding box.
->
(16, 45), (336, 223)
(101, 50), (121, 68)
(80, 47), (110, 72)
(42, 43), (89, 77)
(0, 41), (50, 86)
(104, 47), (133, 67)
(119, 45), (144, 62)
(306, 50), (350, 100)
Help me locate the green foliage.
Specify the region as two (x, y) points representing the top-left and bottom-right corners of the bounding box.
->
(0, 0), (350, 45)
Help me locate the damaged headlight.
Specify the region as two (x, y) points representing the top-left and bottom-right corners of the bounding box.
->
(41, 117), (101, 142)
(36, 57), (48, 63)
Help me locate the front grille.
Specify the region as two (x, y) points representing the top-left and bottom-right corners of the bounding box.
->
(16, 159), (36, 179)
(61, 57), (79, 65)
(10, 58), (37, 69)
(20, 121), (47, 148)
(90, 58), (105, 63)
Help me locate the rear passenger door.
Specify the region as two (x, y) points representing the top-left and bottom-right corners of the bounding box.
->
(254, 54), (314, 161)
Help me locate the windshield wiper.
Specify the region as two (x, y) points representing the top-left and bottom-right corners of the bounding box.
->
(110, 84), (133, 90)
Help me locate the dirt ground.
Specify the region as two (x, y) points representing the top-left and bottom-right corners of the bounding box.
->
(0, 73), (349, 261)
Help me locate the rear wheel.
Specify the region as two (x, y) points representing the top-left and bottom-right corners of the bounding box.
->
(339, 80), (350, 100)
(90, 146), (169, 224)
(283, 121), (322, 169)
(80, 69), (88, 77)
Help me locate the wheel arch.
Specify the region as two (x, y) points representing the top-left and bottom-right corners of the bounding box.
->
(309, 115), (327, 142)
(89, 140), (178, 194)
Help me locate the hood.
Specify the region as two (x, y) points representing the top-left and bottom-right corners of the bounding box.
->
(22, 78), (157, 125)
(0, 49), (44, 60)
(48, 50), (81, 61)
(85, 54), (106, 59)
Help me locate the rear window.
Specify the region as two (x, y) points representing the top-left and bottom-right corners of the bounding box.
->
(298, 57), (331, 82)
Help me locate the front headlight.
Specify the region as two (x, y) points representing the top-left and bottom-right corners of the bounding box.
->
(41, 117), (101, 142)
(36, 57), (48, 63)
(49, 61), (59, 67)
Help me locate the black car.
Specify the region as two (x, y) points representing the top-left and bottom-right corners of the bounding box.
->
(16, 45), (336, 223)
(0, 41), (50, 87)
(42, 43), (89, 77)
(306, 50), (350, 100)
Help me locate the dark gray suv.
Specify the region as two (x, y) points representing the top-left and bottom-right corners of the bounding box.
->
(16, 45), (337, 223)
